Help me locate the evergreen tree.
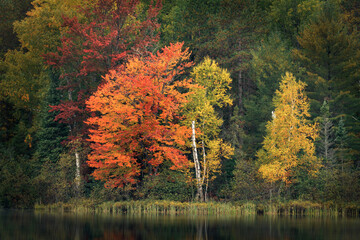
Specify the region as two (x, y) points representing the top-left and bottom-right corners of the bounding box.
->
(335, 117), (349, 172)
(34, 70), (68, 164)
(293, 1), (359, 108)
(267, 0), (323, 44)
(293, 0), (360, 167)
(318, 100), (335, 165)
(32, 69), (69, 203)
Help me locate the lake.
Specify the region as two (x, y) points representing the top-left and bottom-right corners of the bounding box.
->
(0, 210), (359, 239)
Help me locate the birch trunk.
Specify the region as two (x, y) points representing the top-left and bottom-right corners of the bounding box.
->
(74, 150), (81, 192)
(67, 79), (81, 192)
(192, 120), (204, 201)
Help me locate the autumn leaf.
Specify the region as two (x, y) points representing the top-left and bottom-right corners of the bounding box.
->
(86, 42), (193, 188)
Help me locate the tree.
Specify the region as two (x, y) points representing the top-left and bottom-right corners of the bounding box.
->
(1, 0), (85, 113)
(86, 43), (193, 188)
(45, 0), (161, 190)
(231, 159), (270, 201)
(243, 33), (297, 159)
(185, 57), (233, 201)
(257, 72), (320, 187)
(293, 0), (360, 169)
(317, 100), (335, 165)
(0, 0), (32, 56)
(335, 117), (349, 172)
(341, 0), (360, 27)
(293, 1), (359, 107)
(0, 0), (86, 172)
(160, 0), (267, 112)
(34, 70), (68, 164)
(267, 0), (322, 43)
(0, 153), (35, 208)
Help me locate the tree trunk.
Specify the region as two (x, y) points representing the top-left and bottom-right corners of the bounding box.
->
(67, 80), (81, 194)
(192, 120), (204, 202)
(74, 150), (81, 193)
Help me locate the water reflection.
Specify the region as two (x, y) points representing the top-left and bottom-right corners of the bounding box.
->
(0, 210), (359, 240)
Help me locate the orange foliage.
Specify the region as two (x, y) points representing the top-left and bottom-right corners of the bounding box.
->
(86, 43), (193, 188)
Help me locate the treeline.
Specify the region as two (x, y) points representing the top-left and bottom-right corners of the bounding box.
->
(0, 0), (359, 208)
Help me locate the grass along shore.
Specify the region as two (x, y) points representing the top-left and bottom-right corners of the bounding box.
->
(34, 199), (360, 217)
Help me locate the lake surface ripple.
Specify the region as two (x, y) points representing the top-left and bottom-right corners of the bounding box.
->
(1, 210), (359, 240)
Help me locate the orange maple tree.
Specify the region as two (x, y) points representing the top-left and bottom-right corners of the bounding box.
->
(86, 43), (194, 188)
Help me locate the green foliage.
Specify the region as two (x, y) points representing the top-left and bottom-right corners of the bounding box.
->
(293, 1), (359, 102)
(30, 70), (70, 204)
(0, 0), (32, 56)
(33, 153), (76, 204)
(318, 168), (360, 203)
(0, 0), (359, 207)
(223, 106), (245, 159)
(267, 0), (323, 43)
(244, 33), (297, 159)
(160, 0), (265, 105)
(1, 0), (85, 113)
(0, 150), (35, 208)
(293, 0), (360, 167)
(231, 160), (270, 201)
(135, 168), (192, 202)
(0, 50), (48, 113)
(34, 70), (68, 164)
(13, 0), (84, 54)
(335, 117), (349, 163)
(289, 167), (321, 200)
(160, 0), (221, 51)
(0, 2), (85, 208)
(86, 180), (127, 202)
(317, 100), (336, 164)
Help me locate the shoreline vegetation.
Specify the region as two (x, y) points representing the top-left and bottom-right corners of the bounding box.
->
(33, 200), (360, 217)
(2, 0), (360, 211)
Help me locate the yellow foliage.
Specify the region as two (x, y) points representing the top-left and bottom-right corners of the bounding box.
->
(206, 139), (234, 181)
(186, 57), (233, 191)
(258, 72), (321, 185)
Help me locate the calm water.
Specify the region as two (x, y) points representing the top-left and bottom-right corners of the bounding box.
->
(0, 210), (359, 240)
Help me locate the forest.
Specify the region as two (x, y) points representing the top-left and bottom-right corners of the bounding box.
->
(0, 0), (359, 209)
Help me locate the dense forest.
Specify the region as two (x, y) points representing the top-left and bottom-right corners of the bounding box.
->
(1, 0), (359, 208)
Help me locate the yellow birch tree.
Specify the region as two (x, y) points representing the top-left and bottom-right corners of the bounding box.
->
(185, 57), (233, 202)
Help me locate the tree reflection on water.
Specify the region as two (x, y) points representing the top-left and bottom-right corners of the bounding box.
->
(0, 210), (359, 240)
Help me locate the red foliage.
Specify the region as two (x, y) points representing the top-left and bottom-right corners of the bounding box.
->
(86, 43), (194, 188)
(44, 0), (161, 143)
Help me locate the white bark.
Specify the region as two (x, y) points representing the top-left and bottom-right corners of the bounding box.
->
(75, 150), (81, 191)
(192, 120), (204, 201)
(66, 79), (81, 192)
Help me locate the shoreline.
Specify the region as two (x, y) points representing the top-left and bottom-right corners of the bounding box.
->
(33, 199), (360, 217)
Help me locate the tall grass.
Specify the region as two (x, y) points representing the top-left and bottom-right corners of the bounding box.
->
(34, 199), (360, 217)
